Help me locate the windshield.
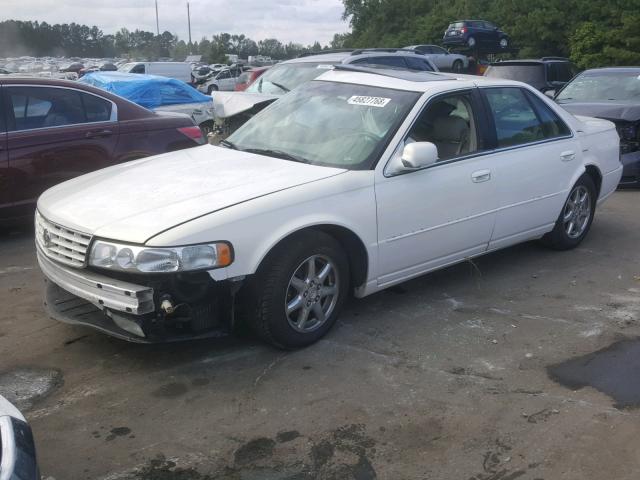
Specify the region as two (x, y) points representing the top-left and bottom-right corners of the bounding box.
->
(245, 62), (335, 94)
(117, 62), (135, 72)
(556, 72), (640, 103)
(226, 80), (420, 169)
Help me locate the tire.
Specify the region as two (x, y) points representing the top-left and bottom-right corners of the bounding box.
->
(499, 37), (509, 48)
(207, 84), (218, 94)
(199, 120), (214, 138)
(541, 173), (597, 250)
(242, 231), (350, 349)
(467, 36), (476, 48)
(452, 59), (463, 73)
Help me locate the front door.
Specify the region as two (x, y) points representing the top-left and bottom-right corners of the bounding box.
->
(5, 85), (119, 216)
(375, 89), (498, 287)
(480, 86), (583, 250)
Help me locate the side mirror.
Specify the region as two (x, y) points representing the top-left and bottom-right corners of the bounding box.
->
(401, 142), (439, 169)
(544, 89), (556, 99)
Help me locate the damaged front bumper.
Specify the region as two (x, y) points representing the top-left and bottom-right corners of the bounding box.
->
(38, 248), (233, 343)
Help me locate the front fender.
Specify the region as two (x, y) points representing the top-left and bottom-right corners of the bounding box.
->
(147, 171), (379, 283)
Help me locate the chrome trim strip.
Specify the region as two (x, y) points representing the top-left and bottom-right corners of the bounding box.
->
(37, 248), (155, 315)
(381, 190), (563, 244)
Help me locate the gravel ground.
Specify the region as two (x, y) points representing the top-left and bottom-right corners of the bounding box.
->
(1, 191), (639, 480)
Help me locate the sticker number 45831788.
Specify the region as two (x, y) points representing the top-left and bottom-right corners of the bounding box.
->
(347, 96), (391, 108)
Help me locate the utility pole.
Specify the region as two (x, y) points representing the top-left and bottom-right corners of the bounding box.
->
(187, 2), (192, 49)
(155, 0), (160, 35)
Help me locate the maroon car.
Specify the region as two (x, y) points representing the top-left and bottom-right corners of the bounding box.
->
(0, 77), (205, 223)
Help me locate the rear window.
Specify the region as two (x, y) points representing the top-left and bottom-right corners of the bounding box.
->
(405, 57), (435, 72)
(485, 64), (546, 88)
(355, 56), (408, 69)
(449, 22), (464, 29)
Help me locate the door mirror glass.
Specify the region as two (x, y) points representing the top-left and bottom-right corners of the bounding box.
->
(401, 142), (439, 169)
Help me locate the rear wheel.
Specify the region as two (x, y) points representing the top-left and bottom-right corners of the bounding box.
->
(243, 231), (349, 349)
(452, 59), (463, 73)
(467, 36), (476, 48)
(499, 37), (509, 48)
(541, 174), (596, 250)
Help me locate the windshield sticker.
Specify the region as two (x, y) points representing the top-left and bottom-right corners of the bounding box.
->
(317, 64), (334, 70)
(347, 96), (391, 108)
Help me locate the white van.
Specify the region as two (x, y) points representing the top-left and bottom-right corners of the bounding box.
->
(118, 62), (193, 84)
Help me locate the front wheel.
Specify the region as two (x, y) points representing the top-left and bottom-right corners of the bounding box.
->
(243, 231), (349, 349)
(541, 174), (597, 250)
(207, 84), (218, 94)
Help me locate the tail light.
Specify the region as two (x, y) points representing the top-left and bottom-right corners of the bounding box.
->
(178, 126), (205, 145)
(461, 27), (467, 33)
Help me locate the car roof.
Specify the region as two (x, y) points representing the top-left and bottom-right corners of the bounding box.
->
(283, 49), (434, 65)
(490, 58), (570, 66)
(316, 65), (526, 93)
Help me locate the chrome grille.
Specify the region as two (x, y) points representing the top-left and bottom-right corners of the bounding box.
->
(35, 211), (92, 268)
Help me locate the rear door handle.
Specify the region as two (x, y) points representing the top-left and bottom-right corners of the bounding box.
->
(560, 150), (576, 161)
(471, 170), (491, 183)
(85, 129), (113, 139)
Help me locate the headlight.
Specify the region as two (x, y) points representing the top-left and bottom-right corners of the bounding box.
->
(89, 240), (233, 273)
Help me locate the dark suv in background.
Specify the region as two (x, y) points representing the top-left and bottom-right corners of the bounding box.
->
(484, 58), (578, 93)
(443, 20), (510, 50)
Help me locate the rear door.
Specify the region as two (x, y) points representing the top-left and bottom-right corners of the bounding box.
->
(5, 85), (119, 215)
(479, 86), (581, 249)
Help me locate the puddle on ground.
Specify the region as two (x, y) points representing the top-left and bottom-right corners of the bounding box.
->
(548, 338), (640, 409)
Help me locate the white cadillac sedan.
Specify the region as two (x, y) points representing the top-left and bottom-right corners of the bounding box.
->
(35, 66), (623, 349)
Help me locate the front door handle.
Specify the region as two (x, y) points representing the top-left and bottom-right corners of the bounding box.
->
(471, 170), (491, 183)
(560, 150), (576, 161)
(85, 129), (113, 139)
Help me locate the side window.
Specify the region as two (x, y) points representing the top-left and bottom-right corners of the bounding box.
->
(556, 63), (573, 82)
(218, 70), (231, 80)
(80, 93), (112, 122)
(524, 91), (571, 138)
(405, 92), (480, 161)
(405, 57), (434, 72)
(131, 64), (145, 74)
(7, 87), (84, 131)
(484, 87), (568, 148)
(362, 56), (407, 69)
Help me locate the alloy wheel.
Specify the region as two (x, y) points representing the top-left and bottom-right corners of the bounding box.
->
(285, 255), (339, 333)
(563, 185), (591, 239)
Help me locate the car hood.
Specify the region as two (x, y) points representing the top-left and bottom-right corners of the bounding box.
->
(38, 145), (346, 244)
(559, 102), (640, 122)
(212, 91), (279, 119)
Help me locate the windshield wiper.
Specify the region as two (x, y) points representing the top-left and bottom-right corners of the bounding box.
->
(243, 148), (310, 164)
(269, 81), (290, 93)
(219, 139), (238, 149)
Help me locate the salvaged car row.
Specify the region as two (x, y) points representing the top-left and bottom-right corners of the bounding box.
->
(35, 67), (622, 348)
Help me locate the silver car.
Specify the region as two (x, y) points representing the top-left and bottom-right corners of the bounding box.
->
(0, 395), (39, 479)
(405, 45), (469, 72)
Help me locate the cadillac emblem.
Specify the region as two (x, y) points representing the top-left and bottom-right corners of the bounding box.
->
(42, 228), (51, 248)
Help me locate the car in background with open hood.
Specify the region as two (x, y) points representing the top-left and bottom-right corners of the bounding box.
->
(209, 49), (438, 140)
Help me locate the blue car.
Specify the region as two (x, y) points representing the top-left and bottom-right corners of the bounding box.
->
(442, 20), (510, 50)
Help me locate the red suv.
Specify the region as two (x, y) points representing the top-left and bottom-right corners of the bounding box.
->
(0, 77), (205, 223)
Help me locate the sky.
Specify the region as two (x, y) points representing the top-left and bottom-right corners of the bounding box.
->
(2, 0), (350, 45)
